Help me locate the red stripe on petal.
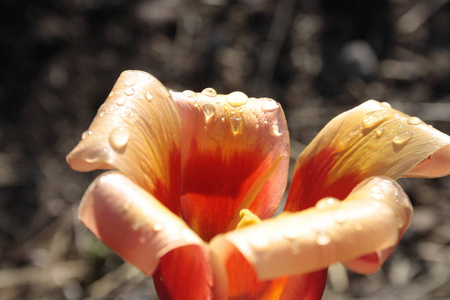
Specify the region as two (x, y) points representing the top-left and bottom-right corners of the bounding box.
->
(153, 145), (181, 215)
(285, 147), (361, 212)
(181, 140), (272, 241)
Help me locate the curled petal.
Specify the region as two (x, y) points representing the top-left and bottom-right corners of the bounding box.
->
(286, 100), (450, 212)
(171, 90), (289, 241)
(67, 71), (181, 213)
(79, 172), (227, 299)
(210, 177), (412, 281)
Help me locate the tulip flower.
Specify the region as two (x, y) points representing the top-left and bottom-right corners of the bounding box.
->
(67, 70), (450, 299)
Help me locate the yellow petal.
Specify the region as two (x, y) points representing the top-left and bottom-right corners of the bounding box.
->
(67, 71), (181, 213)
(285, 100), (450, 212)
(210, 177), (412, 280)
(170, 90), (289, 241)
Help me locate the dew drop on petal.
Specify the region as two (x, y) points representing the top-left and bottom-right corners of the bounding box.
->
(226, 91), (248, 107)
(183, 90), (196, 98)
(262, 100), (279, 112)
(124, 87), (135, 96)
(353, 223), (363, 231)
(380, 102), (391, 108)
(109, 127), (130, 150)
(271, 122), (287, 136)
(124, 80), (134, 87)
(132, 221), (141, 230)
(99, 111), (106, 118)
(81, 130), (92, 140)
(407, 116), (422, 125)
(316, 197), (340, 209)
(393, 131), (413, 146)
(334, 209), (347, 224)
(376, 127), (385, 137)
(290, 240), (301, 254)
(153, 223), (163, 232)
(396, 215), (405, 228)
(316, 230), (331, 245)
(202, 103), (216, 118)
(201, 87), (217, 97)
(363, 110), (394, 129)
(340, 130), (361, 149)
(145, 92), (153, 101)
(230, 115), (243, 134)
(117, 97), (126, 106)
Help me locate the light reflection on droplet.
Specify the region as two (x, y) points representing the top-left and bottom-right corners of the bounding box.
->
(109, 127), (130, 150)
(201, 87), (217, 97)
(226, 91), (248, 107)
(145, 92), (153, 101)
(124, 87), (135, 96)
(393, 131), (413, 146)
(407, 116), (422, 125)
(183, 90), (196, 98)
(81, 130), (92, 140)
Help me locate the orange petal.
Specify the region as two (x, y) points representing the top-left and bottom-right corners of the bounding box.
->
(67, 71), (181, 213)
(153, 245), (228, 300)
(171, 90), (290, 241)
(79, 172), (227, 299)
(210, 177), (411, 280)
(285, 100), (450, 212)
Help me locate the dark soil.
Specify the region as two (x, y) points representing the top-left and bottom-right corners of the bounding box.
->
(1, 0), (449, 299)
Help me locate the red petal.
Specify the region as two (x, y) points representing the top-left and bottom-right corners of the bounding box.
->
(153, 245), (228, 300)
(171, 91), (289, 241)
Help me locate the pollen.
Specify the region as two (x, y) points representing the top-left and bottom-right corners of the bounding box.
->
(236, 209), (262, 229)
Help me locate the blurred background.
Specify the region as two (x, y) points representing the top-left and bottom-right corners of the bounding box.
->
(1, 0), (450, 299)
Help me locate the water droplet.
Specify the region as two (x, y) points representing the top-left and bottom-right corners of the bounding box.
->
(183, 90), (196, 97)
(226, 91), (249, 107)
(353, 223), (363, 231)
(230, 115), (243, 134)
(380, 102), (391, 108)
(202, 103), (216, 119)
(363, 110), (394, 129)
(396, 216), (404, 228)
(153, 223), (163, 231)
(109, 127), (130, 150)
(283, 227), (298, 240)
(250, 229), (269, 250)
(145, 92), (153, 101)
(124, 87), (135, 96)
(316, 197), (340, 209)
(373, 201), (381, 208)
(117, 97), (126, 106)
(122, 202), (131, 212)
(132, 221), (141, 230)
(81, 130), (92, 140)
(334, 209), (347, 224)
(262, 100), (279, 112)
(376, 127), (385, 137)
(407, 116), (422, 125)
(99, 111), (106, 117)
(201, 87), (217, 97)
(316, 230), (331, 245)
(124, 80), (134, 87)
(340, 130), (361, 149)
(289, 239), (301, 254)
(271, 122), (287, 136)
(393, 131), (413, 146)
